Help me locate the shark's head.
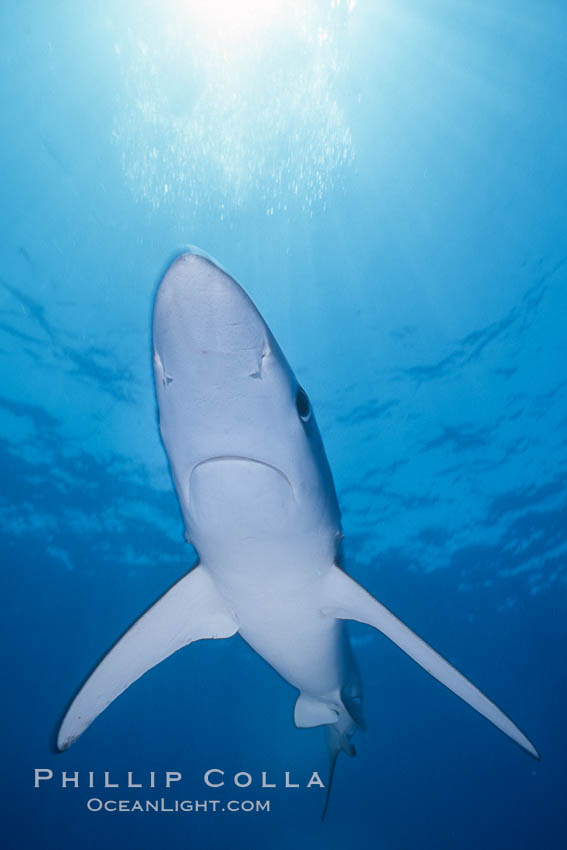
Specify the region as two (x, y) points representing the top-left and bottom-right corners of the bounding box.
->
(153, 250), (341, 567)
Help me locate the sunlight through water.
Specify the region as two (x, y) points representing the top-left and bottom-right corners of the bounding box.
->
(111, 0), (356, 217)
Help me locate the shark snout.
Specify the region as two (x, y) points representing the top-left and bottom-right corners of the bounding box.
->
(153, 252), (267, 377)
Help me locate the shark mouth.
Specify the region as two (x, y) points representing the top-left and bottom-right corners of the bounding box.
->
(190, 455), (295, 500)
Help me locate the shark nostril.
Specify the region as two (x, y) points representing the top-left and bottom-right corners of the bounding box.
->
(154, 349), (174, 387)
(249, 344), (269, 380)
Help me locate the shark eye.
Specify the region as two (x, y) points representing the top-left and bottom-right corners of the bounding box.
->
(296, 386), (311, 422)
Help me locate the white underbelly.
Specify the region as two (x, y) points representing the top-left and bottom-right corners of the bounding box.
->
(199, 523), (347, 698)
(232, 585), (350, 698)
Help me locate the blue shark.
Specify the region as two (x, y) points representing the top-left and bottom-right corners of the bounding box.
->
(57, 249), (539, 814)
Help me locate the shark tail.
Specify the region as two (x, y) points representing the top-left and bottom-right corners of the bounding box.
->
(322, 723), (357, 821)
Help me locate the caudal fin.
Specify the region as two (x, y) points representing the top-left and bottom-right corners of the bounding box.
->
(321, 744), (339, 822)
(321, 724), (356, 821)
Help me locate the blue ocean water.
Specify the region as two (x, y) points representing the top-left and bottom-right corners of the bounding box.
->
(1, 0), (566, 847)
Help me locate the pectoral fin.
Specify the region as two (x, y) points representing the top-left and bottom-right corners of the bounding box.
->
(57, 565), (238, 751)
(323, 565), (539, 759)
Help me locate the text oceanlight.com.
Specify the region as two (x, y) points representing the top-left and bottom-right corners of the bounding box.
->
(86, 798), (270, 813)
